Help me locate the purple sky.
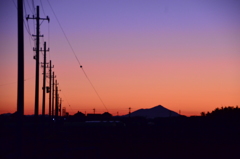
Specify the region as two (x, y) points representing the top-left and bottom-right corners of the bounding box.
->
(0, 0), (240, 116)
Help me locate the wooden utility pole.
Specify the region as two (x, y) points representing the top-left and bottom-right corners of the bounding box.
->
(26, 6), (49, 118)
(16, 1), (24, 158)
(55, 80), (59, 118)
(17, 0), (24, 117)
(59, 98), (62, 117)
(48, 60), (54, 116)
(52, 72), (55, 116)
(41, 42), (49, 117)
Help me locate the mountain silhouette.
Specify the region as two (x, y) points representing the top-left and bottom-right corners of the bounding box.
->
(125, 105), (180, 118)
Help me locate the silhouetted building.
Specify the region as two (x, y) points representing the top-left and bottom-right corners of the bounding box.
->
(87, 114), (102, 121)
(73, 111), (86, 121)
(102, 112), (112, 120)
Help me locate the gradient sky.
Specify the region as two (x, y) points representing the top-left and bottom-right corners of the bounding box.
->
(0, 0), (239, 116)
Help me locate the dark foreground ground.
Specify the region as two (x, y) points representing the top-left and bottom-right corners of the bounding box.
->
(0, 116), (240, 159)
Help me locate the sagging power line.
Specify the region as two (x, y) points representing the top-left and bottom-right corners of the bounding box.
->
(47, 0), (109, 112)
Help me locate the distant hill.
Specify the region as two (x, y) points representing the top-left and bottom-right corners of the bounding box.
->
(123, 105), (181, 118)
(0, 113), (12, 116)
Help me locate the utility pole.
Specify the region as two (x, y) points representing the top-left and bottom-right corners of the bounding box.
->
(41, 42), (49, 117)
(16, 1), (24, 158)
(59, 98), (62, 117)
(55, 80), (59, 118)
(93, 108), (95, 114)
(17, 0), (24, 117)
(26, 6), (49, 118)
(47, 60), (54, 116)
(52, 72), (55, 116)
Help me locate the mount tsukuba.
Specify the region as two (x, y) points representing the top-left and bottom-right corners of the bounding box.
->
(124, 105), (181, 118)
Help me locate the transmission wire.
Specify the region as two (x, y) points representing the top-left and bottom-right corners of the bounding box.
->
(40, 0), (46, 16)
(46, 0), (108, 112)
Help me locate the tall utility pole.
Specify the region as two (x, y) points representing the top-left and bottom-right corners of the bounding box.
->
(59, 98), (62, 117)
(41, 42), (49, 117)
(55, 80), (59, 118)
(52, 72), (55, 116)
(47, 60), (54, 116)
(17, 0), (24, 117)
(26, 6), (49, 118)
(16, 1), (24, 158)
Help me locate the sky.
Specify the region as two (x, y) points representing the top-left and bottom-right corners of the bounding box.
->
(0, 0), (240, 116)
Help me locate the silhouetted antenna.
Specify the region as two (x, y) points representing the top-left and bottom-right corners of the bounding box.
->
(93, 108), (96, 114)
(26, 6), (49, 119)
(62, 107), (66, 117)
(129, 107), (131, 117)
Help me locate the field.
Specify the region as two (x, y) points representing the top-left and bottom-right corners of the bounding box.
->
(1, 117), (239, 159)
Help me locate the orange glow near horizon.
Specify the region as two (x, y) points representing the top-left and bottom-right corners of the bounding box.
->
(0, 0), (240, 117)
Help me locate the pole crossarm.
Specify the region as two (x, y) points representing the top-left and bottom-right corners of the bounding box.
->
(26, 15), (50, 22)
(32, 35), (44, 37)
(40, 48), (50, 52)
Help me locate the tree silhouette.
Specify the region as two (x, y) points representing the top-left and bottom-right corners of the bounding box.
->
(200, 112), (206, 116)
(201, 106), (240, 119)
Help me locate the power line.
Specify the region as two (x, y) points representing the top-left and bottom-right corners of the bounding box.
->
(0, 81), (16, 86)
(12, 0), (35, 49)
(0, 77), (34, 87)
(26, 0), (34, 14)
(59, 87), (74, 113)
(40, 0), (46, 17)
(31, 0), (35, 13)
(81, 68), (109, 112)
(46, 0), (108, 112)
(46, 0), (81, 66)
(11, 0), (17, 8)
(23, 0), (35, 49)
(39, 0), (51, 59)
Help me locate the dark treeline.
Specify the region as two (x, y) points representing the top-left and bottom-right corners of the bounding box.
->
(201, 106), (240, 118)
